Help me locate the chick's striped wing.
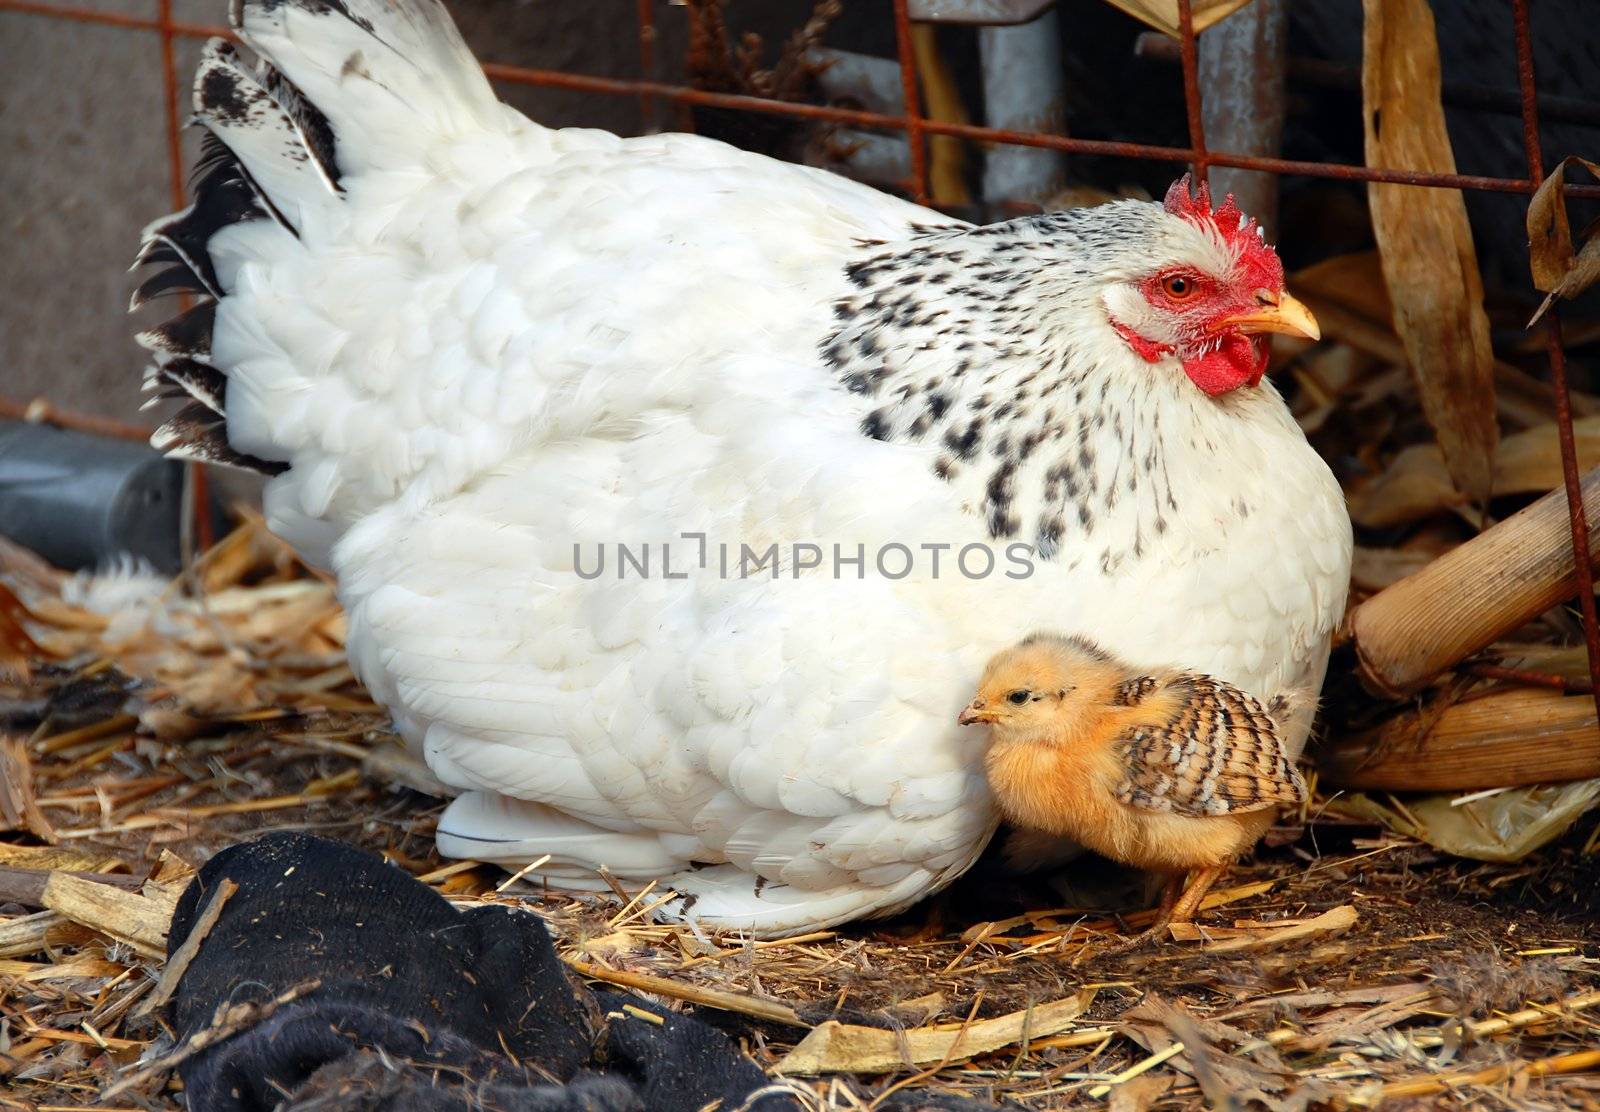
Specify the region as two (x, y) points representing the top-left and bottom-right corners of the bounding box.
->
(1114, 676), (1306, 817)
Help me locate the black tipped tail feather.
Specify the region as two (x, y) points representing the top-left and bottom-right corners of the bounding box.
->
(131, 0), (498, 476)
(134, 33), (341, 475)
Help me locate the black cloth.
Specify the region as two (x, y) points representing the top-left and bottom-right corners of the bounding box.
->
(166, 833), (789, 1111)
(167, 832), (1003, 1112)
(246, 1050), (641, 1112)
(590, 989), (773, 1112)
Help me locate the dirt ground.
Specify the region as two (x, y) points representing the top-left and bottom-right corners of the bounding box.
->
(4, 672), (1598, 1109)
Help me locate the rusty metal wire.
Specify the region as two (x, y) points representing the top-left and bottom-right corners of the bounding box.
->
(635, 0), (658, 131)
(5, 0), (1600, 199)
(1, 0), (1597, 706)
(891, 0), (931, 204)
(1175, 0), (1208, 185)
(1510, 0), (1600, 721)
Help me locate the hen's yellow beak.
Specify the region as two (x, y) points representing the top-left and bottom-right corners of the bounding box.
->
(1210, 290), (1321, 341)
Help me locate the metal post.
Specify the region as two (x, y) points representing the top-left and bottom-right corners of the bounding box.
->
(1197, 0), (1286, 236)
(978, 7), (1067, 205)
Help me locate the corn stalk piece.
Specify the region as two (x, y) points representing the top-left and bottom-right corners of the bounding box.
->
(1322, 688), (1599, 791)
(1349, 466), (1600, 697)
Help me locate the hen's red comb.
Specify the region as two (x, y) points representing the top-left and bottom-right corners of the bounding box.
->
(1163, 174), (1266, 254)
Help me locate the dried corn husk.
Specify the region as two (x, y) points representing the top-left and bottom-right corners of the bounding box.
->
(1527, 156), (1600, 324)
(1362, 0), (1497, 501)
(0, 582), (48, 681)
(778, 992), (1090, 1075)
(1101, 0), (1254, 37)
(1350, 416), (1600, 528)
(1333, 781), (1600, 863)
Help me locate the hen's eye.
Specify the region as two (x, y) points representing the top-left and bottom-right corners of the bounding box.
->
(1161, 274), (1198, 300)
(1007, 690), (1031, 705)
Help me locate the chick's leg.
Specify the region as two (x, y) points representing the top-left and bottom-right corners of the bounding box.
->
(1168, 864), (1228, 925)
(1147, 872), (1183, 932)
(1077, 873), (1184, 961)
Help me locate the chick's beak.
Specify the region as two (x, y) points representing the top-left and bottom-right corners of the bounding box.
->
(958, 700), (995, 726)
(1211, 290), (1321, 341)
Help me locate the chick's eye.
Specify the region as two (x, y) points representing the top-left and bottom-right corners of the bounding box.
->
(1007, 690), (1031, 705)
(1161, 273), (1199, 300)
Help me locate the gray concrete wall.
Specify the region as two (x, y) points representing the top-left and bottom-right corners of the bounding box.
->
(3, 7), (174, 423)
(0, 0), (736, 423)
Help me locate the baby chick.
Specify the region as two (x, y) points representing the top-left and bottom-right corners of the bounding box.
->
(960, 633), (1307, 950)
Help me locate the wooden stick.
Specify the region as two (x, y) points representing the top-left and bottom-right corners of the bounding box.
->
(564, 957), (805, 1028)
(1321, 688), (1599, 790)
(134, 879), (236, 1019)
(41, 873), (171, 959)
(1086, 1041), (1187, 1099)
(12, 1025), (141, 1052)
(1408, 988), (1600, 1049)
(1020, 1027), (1118, 1052)
(1349, 465), (1600, 697)
(0, 737), (55, 843)
(776, 994), (1087, 1077)
(35, 715), (139, 756)
(100, 980), (322, 1101)
(0, 912), (96, 961)
(1180, 904), (1358, 954)
(0, 866), (144, 909)
(1374, 1047), (1600, 1100)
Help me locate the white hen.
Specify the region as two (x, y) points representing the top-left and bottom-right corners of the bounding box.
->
(134, 0), (1351, 936)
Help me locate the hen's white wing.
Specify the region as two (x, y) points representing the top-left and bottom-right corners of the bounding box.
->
(218, 124), (938, 567)
(331, 399), (1009, 932)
